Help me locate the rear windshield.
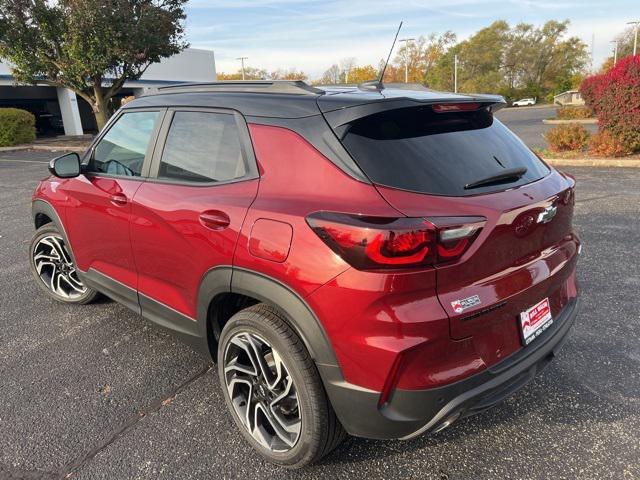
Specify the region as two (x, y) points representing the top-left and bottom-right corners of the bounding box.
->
(338, 106), (549, 196)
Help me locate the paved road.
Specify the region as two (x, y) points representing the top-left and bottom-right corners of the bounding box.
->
(1, 152), (639, 479)
(496, 105), (598, 151)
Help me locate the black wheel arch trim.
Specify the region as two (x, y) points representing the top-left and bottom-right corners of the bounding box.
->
(31, 200), (76, 263)
(197, 265), (340, 369)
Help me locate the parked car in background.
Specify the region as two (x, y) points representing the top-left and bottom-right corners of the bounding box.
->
(30, 81), (580, 468)
(512, 97), (537, 107)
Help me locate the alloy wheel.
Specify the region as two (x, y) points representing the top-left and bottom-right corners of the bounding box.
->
(32, 234), (87, 299)
(223, 331), (302, 452)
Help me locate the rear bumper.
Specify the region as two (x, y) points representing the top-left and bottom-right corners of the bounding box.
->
(321, 296), (579, 440)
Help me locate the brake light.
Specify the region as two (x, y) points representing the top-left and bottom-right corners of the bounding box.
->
(306, 212), (484, 270)
(432, 102), (482, 113)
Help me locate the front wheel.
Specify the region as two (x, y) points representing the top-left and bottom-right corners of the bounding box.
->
(218, 304), (346, 468)
(29, 224), (99, 304)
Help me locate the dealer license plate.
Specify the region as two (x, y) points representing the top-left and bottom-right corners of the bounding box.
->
(519, 298), (553, 346)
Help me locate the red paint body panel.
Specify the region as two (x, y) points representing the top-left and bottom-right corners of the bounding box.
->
(376, 171), (579, 372)
(129, 179), (259, 319)
(59, 175), (143, 288)
(249, 219), (293, 263)
(233, 124), (401, 299)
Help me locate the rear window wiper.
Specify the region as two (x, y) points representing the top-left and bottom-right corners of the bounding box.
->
(464, 167), (528, 190)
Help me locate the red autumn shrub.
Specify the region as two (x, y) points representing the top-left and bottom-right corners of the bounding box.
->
(545, 124), (590, 152)
(579, 55), (640, 152)
(588, 130), (632, 157)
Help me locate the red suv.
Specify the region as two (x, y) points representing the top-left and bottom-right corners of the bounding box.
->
(30, 81), (580, 468)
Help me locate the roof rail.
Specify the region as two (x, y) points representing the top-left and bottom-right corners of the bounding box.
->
(149, 80), (324, 96)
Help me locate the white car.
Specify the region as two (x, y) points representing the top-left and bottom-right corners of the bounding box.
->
(512, 97), (537, 107)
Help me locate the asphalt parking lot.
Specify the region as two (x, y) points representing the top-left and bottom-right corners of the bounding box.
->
(495, 105), (598, 150)
(1, 150), (639, 479)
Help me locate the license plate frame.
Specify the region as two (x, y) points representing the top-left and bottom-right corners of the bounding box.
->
(519, 297), (553, 346)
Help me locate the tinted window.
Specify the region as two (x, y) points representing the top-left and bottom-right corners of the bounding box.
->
(158, 112), (246, 183)
(90, 111), (160, 177)
(339, 107), (549, 196)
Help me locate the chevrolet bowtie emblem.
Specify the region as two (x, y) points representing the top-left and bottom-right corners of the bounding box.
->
(537, 205), (557, 224)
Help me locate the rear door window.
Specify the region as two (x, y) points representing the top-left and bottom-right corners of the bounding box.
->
(158, 111), (247, 183)
(338, 106), (549, 196)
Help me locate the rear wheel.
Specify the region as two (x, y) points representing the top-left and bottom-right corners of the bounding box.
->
(29, 224), (98, 304)
(218, 304), (346, 468)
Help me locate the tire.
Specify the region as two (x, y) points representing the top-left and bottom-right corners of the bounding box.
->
(218, 304), (346, 468)
(28, 223), (99, 305)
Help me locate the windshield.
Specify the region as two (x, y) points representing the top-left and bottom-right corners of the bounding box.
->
(338, 106), (550, 196)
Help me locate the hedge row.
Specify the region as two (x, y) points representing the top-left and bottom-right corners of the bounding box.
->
(580, 55), (640, 152)
(0, 108), (36, 147)
(544, 123), (632, 157)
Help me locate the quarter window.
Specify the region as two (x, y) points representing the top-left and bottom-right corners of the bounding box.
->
(90, 111), (160, 177)
(158, 111), (247, 183)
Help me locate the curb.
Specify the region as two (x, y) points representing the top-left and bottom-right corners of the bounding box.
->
(0, 144), (88, 153)
(31, 145), (88, 153)
(542, 119), (598, 125)
(0, 145), (30, 152)
(542, 157), (640, 168)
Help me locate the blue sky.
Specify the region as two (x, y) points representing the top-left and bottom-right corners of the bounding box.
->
(185, 0), (638, 78)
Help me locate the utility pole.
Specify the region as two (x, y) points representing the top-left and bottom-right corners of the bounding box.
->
(611, 40), (618, 64)
(399, 38), (415, 83)
(628, 21), (640, 56)
(236, 57), (248, 80)
(454, 54), (459, 93)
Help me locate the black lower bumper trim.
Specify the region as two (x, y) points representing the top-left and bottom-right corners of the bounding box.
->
(321, 296), (579, 440)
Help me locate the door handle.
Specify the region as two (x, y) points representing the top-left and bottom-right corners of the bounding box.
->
(199, 211), (231, 231)
(110, 193), (128, 206)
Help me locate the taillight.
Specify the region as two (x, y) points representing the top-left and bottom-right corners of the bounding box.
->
(306, 212), (484, 271)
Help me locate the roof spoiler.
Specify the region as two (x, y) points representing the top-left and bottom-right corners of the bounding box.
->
(323, 95), (507, 130)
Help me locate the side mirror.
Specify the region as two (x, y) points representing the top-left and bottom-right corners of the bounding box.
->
(48, 152), (81, 178)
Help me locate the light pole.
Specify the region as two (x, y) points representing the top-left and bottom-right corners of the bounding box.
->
(236, 56), (248, 80)
(628, 21), (640, 56)
(399, 38), (415, 83)
(454, 54), (459, 93)
(611, 40), (618, 64)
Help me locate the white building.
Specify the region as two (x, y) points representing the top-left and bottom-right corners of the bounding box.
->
(553, 90), (585, 106)
(0, 48), (216, 135)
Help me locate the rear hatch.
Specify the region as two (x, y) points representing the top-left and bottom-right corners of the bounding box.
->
(323, 95), (579, 365)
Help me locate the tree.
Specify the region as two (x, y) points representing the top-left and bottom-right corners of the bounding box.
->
(218, 67), (268, 80)
(348, 65), (378, 83)
(319, 64), (341, 84)
(393, 32), (456, 83)
(269, 68), (307, 80)
(339, 57), (356, 83)
(600, 26), (637, 71)
(425, 19), (587, 100)
(0, 0), (188, 130)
